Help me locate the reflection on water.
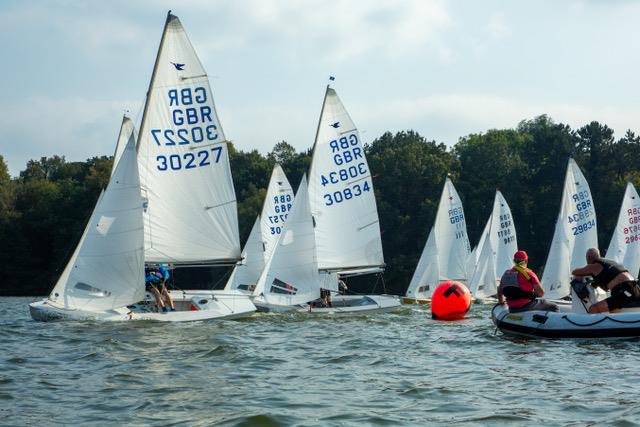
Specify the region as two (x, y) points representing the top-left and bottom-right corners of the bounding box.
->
(2, 297), (640, 426)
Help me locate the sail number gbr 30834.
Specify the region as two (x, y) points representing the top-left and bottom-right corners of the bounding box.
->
(320, 133), (371, 206)
(151, 87), (222, 172)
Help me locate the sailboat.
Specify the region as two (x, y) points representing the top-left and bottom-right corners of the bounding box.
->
(224, 164), (294, 292)
(541, 158), (598, 300)
(111, 115), (135, 176)
(467, 190), (518, 300)
(132, 12), (255, 316)
(29, 129), (147, 320)
(606, 182), (640, 278)
(251, 175), (325, 312)
(305, 85), (400, 313)
(403, 177), (471, 304)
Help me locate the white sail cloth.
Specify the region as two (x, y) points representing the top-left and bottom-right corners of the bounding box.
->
(606, 182), (640, 277)
(542, 158), (598, 300)
(254, 176), (321, 306)
(137, 14), (240, 264)
(468, 191), (518, 298)
(406, 177), (471, 300)
(260, 164), (294, 261)
(307, 87), (384, 274)
(111, 115), (136, 176)
(224, 216), (265, 291)
(49, 137), (145, 311)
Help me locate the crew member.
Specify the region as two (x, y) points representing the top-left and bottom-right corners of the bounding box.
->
(497, 250), (558, 312)
(572, 248), (640, 313)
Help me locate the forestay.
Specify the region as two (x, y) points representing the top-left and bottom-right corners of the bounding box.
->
(606, 182), (640, 278)
(406, 177), (470, 300)
(542, 158), (597, 300)
(137, 13), (240, 264)
(224, 216), (265, 291)
(260, 164), (294, 261)
(49, 138), (145, 311)
(254, 176), (321, 306)
(111, 115), (136, 176)
(308, 87), (384, 274)
(468, 191), (518, 298)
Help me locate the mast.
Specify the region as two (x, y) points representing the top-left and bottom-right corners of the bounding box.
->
(137, 11), (173, 152)
(307, 84), (331, 179)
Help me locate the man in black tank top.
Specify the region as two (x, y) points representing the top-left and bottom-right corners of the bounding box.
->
(572, 248), (639, 313)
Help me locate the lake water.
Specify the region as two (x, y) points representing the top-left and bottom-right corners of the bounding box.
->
(2, 297), (640, 426)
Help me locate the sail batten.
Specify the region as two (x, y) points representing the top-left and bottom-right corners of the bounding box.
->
(136, 13), (240, 264)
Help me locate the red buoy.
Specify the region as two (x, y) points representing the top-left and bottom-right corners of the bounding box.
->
(431, 281), (471, 320)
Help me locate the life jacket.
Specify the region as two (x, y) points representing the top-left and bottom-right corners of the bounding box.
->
(592, 258), (628, 290)
(501, 270), (535, 301)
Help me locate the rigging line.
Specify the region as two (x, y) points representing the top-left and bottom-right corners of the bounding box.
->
(561, 314), (640, 326)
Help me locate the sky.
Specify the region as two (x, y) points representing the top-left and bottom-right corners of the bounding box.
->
(1, 0), (640, 176)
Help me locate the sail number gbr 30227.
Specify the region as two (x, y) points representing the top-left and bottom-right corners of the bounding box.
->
(320, 134), (371, 206)
(151, 87), (222, 172)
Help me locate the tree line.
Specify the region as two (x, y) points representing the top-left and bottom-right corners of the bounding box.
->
(1, 115), (639, 296)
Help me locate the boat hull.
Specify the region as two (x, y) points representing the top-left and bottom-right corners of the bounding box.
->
(29, 291), (256, 322)
(492, 303), (640, 339)
(302, 295), (401, 314)
(401, 297), (430, 305)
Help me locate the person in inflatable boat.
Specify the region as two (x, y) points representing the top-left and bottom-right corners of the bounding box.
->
(497, 250), (559, 312)
(572, 248), (640, 313)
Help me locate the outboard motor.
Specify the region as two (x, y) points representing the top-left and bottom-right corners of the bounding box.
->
(570, 277), (606, 313)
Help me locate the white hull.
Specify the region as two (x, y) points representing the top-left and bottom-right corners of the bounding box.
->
(254, 294), (401, 314)
(30, 291), (256, 322)
(492, 303), (640, 339)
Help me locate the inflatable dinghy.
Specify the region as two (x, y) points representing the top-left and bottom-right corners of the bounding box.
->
(492, 279), (640, 339)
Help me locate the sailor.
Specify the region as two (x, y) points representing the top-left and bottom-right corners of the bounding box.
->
(497, 250), (559, 312)
(572, 248), (640, 313)
(145, 263), (176, 312)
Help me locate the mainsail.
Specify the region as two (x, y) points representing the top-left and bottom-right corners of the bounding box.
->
(541, 158), (598, 300)
(111, 115), (136, 176)
(467, 191), (518, 298)
(136, 13), (240, 264)
(406, 177), (470, 300)
(606, 182), (640, 278)
(49, 137), (145, 310)
(260, 164), (295, 261)
(307, 86), (384, 274)
(253, 176), (321, 306)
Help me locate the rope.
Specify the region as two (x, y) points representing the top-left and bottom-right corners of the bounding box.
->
(561, 314), (640, 327)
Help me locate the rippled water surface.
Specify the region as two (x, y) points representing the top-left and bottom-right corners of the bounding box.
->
(2, 297), (640, 426)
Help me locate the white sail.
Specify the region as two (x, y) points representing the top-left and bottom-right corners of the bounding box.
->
(49, 137), (145, 311)
(224, 216), (265, 291)
(468, 191), (518, 298)
(307, 87), (384, 274)
(542, 158), (598, 300)
(405, 177), (470, 300)
(111, 115), (136, 176)
(606, 182), (640, 277)
(466, 219), (489, 281)
(136, 13), (240, 264)
(254, 175), (321, 306)
(260, 164), (294, 261)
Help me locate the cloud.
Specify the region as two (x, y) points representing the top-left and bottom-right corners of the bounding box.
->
(356, 93), (640, 144)
(0, 97), (140, 175)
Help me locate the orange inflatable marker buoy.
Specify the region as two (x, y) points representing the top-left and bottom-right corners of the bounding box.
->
(431, 281), (471, 320)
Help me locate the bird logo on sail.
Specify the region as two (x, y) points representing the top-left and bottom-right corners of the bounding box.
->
(331, 122), (340, 128)
(170, 62), (185, 71)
